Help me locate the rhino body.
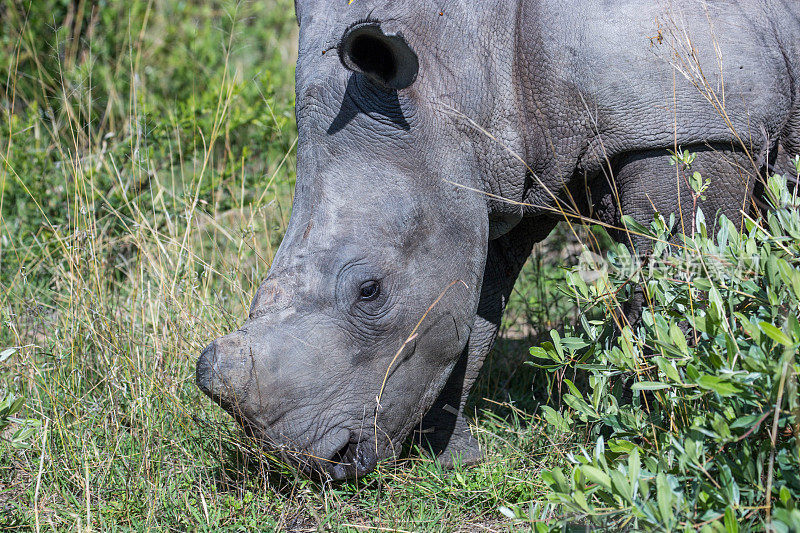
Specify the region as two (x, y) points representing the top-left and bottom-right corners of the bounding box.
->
(197, 0), (800, 479)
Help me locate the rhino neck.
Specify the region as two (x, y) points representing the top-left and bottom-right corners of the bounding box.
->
(448, 0), (534, 238)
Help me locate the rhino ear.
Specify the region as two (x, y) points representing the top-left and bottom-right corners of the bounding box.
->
(338, 22), (419, 90)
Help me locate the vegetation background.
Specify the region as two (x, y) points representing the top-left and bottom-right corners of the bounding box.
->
(1, 1), (798, 531)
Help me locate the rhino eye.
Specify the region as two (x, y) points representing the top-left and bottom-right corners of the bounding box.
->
(359, 280), (380, 301)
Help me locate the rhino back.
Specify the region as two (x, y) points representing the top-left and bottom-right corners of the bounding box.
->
(515, 0), (798, 185)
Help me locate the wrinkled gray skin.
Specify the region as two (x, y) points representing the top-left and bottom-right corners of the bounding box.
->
(197, 0), (800, 479)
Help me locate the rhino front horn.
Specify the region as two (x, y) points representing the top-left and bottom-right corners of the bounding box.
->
(338, 22), (419, 90)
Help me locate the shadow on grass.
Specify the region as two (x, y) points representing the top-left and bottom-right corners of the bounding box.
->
(469, 334), (552, 421)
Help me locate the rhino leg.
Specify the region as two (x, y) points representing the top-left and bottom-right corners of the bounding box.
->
(606, 144), (757, 324)
(413, 217), (555, 467)
(774, 106), (800, 185)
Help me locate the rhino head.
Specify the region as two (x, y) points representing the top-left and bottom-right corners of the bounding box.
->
(196, 1), (523, 479)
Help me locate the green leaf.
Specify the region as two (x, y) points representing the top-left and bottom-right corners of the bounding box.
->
(540, 406), (571, 432)
(0, 348), (16, 363)
(594, 435), (605, 464)
(629, 448), (641, 487)
(656, 473), (674, 525)
(708, 285), (725, 322)
(540, 341), (562, 363)
(7, 397), (24, 417)
(696, 375), (742, 396)
(549, 467), (569, 492)
(621, 215), (654, 238)
(631, 381), (672, 391)
(609, 439), (637, 454)
(592, 376), (606, 411)
(572, 490), (590, 512)
(724, 506), (738, 533)
(610, 469), (632, 502)
(564, 394), (596, 419)
(759, 321), (794, 347)
(550, 330), (564, 359)
(580, 465), (612, 491)
(690, 171), (704, 193)
(529, 346), (547, 359)
(498, 506), (516, 519)
(730, 411), (768, 430)
(655, 356), (683, 384)
(669, 322), (689, 356)
(686, 364), (701, 382)
(563, 378), (581, 398)
(789, 314), (800, 345)
(780, 486), (791, 506)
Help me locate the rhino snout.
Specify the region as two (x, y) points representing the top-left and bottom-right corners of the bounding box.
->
(195, 334), (254, 413)
(195, 342), (215, 397)
(196, 324), (389, 480)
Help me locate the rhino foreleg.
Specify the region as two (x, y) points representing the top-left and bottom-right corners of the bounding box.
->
(413, 218), (555, 467)
(604, 145), (758, 325)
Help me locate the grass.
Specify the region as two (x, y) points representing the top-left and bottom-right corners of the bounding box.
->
(0, 1), (586, 530)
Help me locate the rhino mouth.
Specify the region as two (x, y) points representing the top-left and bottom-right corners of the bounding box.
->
(265, 429), (380, 481)
(198, 355), (379, 479)
(196, 333), (387, 480)
(207, 401), (379, 480)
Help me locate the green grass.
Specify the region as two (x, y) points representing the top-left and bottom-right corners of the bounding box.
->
(0, 1), (580, 530)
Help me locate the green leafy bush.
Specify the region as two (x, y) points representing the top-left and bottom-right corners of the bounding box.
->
(532, 172), (800, 531)
(0, 348), (41, 449)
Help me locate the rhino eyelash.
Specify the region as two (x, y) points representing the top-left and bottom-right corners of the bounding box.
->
(345, 16), (382, 32)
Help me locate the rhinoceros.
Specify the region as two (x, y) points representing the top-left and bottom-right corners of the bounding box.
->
(197, 0), (800, 479)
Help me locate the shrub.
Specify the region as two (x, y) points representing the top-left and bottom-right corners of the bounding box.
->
(531, 171), (800, 531)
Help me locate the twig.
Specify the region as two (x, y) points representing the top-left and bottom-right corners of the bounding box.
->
(765, 350), (791, 523)
(341, 525), (412, 533)
(33, 418), (49, 533)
